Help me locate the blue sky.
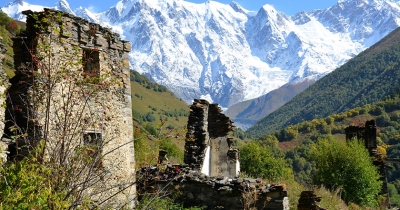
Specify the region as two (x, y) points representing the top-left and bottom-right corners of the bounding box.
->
(2, 0), (339, 15)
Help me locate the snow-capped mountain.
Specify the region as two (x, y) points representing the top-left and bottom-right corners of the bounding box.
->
(2, 0), (45, 20)
(2, 0), (400, 108)
(2, 0), (76, 20)
(54, 0), (74, 15)
(74, 6), (100, 23)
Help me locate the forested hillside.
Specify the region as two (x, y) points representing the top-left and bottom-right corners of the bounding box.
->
(246, 27), (400, 138)
(243, 94), (400, 206)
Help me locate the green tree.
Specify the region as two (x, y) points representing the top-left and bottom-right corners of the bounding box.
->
(259, 134), (282, 156)
(376, 113), (391, 127)
(0, 11), (11, 28)
(240, 142), (293, 181)
(311, 137), (382, 207)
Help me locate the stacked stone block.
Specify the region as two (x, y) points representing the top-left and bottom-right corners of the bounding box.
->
(0, 39), (9, 163)
(297, 191), (326, 210)
(208, 103), (234, 138)
(137, 164), (289, 209)
(139, 99), (288, 208)
(184, 99), (239, 177)
(184, 99), (210, 168)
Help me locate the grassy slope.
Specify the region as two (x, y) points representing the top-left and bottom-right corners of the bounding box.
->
(131, 81), (189, 151)
(131, 82), (189, 128)
(246, 27), (400, 138)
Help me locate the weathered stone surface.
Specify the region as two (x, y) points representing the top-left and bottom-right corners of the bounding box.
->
(137, 165), (289, 210)
(184, 99), (238, 178)
(137, 100), (290, 209)
(96, 35), (107, 47)
(0, 39), (10, 164)
(297, 191), (326, 210)
(4, 8), (135, 207)
(123, 41), (131, 52)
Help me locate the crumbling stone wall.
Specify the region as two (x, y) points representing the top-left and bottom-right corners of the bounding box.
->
(138, 100), (288, 209)
(0, 38), (10, 163)
(184, 99), (210, 168)
(137, 165), (289, 210)
(184, 99), (239, 177)
(297, 191), (326, 210)
(345, 120), (378, 156)
(4, 9), (135, 206)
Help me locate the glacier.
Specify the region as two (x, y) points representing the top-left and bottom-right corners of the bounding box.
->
(2, 0), (400, 108)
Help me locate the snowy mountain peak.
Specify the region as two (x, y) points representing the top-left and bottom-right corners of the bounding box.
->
(229, 1), (256, 16)
(74, 6), (100, 23)
(229, 1), (246, 14)
(54, 0), (74, 15)
(11, 0), (23, 5)
(2, 0), (45, 21)
(256, 4), (289, 25)
(261, 4), (277, 13)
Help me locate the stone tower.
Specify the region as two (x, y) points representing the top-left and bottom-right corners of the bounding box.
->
(184, 99), (239, 178)
(3, 9), (135, 207)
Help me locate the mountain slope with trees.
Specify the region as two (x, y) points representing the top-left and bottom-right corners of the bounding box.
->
(247, 26), (400, 138)
(242, 94), (400, 207)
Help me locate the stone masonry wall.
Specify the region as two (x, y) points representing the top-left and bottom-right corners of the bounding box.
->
(5, 9), (135, 207)
(138, 100), (288, 209)
(0, 38), (9, 164)
(184, 99), (239, 177)
(137, 165), (289, 209)
(184, 99), (210, 168)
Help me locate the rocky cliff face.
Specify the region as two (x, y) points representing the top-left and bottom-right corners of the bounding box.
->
(3, 0), (400, 108)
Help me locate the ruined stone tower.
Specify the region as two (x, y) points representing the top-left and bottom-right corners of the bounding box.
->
(345, 120), (388, 195)
(2, 9), (135, 207)
(184, 99), (240, 178)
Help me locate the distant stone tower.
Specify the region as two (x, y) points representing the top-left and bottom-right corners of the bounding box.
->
(4, 8), (135, 207)
(345, 120), (388, 196)
(184, 99), (239, 178)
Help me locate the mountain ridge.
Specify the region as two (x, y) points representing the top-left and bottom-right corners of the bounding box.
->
(2, 0), (400, 110)
(246, 26), (400, 137)
(226, 79), (315, 130)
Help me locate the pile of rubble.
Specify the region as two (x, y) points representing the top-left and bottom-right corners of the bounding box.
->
(297, 191), (326, 210)
(137, 164), (289, 209)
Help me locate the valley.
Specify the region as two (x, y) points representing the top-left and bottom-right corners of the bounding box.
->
(2, 0), (400, 209)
